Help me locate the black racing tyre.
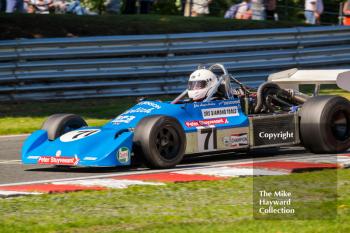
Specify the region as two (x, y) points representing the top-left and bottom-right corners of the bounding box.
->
(42, 114), (87, 141)
(133, 115), (186, 169)
(300, 95), (350, 153)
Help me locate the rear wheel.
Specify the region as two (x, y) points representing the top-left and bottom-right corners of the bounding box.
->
(300, 95), (350, 153)
(133, 116), (186, 168)
(42, 114), (87, 141)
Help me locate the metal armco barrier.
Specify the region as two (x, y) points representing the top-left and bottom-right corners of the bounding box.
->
(1, 26), (350, 101)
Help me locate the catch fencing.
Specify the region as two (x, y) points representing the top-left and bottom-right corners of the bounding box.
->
(1, 26), (350, 101)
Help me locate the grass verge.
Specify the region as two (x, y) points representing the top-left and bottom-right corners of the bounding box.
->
(300, 84), (350, 99)
(0, 97), (139, 135)
(0, 169), (348, 233)
(0, 14), (307, 40)
(0, 95), (176, 135)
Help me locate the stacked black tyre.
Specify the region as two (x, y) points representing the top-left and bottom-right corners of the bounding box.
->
(300, 95), (350, 153)
(133, 116), (186, 169)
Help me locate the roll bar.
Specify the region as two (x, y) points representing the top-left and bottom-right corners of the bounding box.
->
(171, 63), (245, 104)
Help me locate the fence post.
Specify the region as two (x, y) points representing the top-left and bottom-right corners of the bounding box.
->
(190, 0), (193, 17)
(284, 0), (288, 19)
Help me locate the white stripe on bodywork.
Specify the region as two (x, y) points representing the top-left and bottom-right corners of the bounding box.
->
(52, 178), (164, 189)
(176, 166), (289, 177)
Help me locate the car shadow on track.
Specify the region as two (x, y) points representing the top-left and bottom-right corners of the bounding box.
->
(182, 147), (308, 164)
(24, 147), (308, 174)
(25, 166), (133, 173)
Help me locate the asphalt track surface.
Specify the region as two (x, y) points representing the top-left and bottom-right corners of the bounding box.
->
(0, 135), (339, 186)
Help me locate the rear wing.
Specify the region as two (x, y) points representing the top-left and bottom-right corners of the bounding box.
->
(268, 68), (350, 94)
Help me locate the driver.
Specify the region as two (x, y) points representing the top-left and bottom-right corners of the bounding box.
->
(188, 68), (218, 102)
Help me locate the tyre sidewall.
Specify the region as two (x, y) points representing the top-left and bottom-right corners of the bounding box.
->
(42, 114), (87, 140)
(134, 115), (186, 168)
(300, 95), (350, 153)
(320, 97), (350, 152)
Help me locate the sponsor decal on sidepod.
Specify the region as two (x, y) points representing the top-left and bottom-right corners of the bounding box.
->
(223, 133), (248, 148)
(112, 115), (136, 125)
(38, 156), (79, 165)
(185, 118), (228, 127)
(137, 101), (161, 109)
(118, 147), (130, 163)
(201, 106), (239, 119)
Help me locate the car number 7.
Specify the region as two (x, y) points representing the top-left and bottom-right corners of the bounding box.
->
(198, 127), (218, 152)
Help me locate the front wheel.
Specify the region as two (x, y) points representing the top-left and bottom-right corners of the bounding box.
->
(300, 95), (350, 153)
(133, 116), (186, 169)
(42, 114), (87, 141)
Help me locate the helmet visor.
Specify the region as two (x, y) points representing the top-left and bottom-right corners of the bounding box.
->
(188, 80), (207, 90)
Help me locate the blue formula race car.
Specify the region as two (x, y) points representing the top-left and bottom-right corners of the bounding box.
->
(22, 64), (350, 168)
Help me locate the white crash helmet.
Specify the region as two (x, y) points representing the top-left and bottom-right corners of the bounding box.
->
(188, 69), (218, 101)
